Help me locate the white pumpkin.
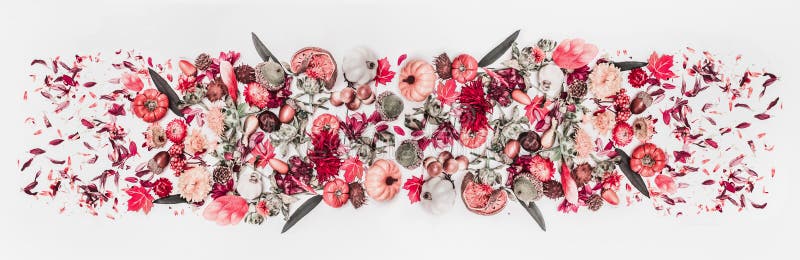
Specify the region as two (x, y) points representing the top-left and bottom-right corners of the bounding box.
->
(342, 47), (378, 85)
(420, 175), (456, 215)
(537, 64), (565, 98)
(236, 170), (264, 201)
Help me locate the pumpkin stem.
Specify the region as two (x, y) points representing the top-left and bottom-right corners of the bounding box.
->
(402, 76), (415, 84)
(385, 177), (397, 185)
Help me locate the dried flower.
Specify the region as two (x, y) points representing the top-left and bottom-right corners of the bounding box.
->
(206, 105), (225, 136)
(212, 166), (232, 184)
(152, 178), (173, 198)
(571, 163), (593, 186)
(433, 53), (452, 79)
(588, 63), (622, 99)
(612, 121), (634, 146)
(195, 53), (212, 71)
(144, 123), (167, 149)
(166, 119), (187, 143)
(543, 180), (564, 199)
(206, 78), (227, 102)
(632, 117), (655, 142)
(184, 129), (209, 156)
(628, 68), (647, 88)
(308, 130), (342, 183)
(178, 166), (212, 203)
(458, 79), (492, 132)
(574, 128), (595, 158)
(235, 64), (256, 84)
(591, 109), (616, 136)
(244, 82), (271, 109)
(529, 155), (555, 182)
(349, 182), (367, 209)
(587, 194), (603, 211)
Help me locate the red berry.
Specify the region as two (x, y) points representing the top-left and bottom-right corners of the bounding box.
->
(168, 143), (184, 156)
(169, 155), (186, 173)
(616, 108), (631, 122)
(613, 90), (630, 110)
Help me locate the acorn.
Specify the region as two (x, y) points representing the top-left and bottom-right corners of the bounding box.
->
(330, 91), (344, 107)
(341, 87), (356, 104)
(148, 151), (171, 175)
(602, 189), (619, 205)
(629, 91), (653, 114)
(278, 104), (296, 123)
(443, 158), (460, 175)
(503, 139), (521, 159)
(455, 155), (469, 170)
(356, 84), (372, 100)
(511, 89), (532, 105)
(438, 151), (453, 164)
(517, 131), (542, 153)
(346, 97), (362, 110)
(257, 110), (281, 133)
(426, 161), (443, 177)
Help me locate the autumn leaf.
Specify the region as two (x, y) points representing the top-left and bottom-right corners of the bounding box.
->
(397, 54), (407, 66)
(436, 79), (458, 105)
(248, 138), (275, 168)
(126, 186), (154, 214)
(647, 52), (676, 81)
(341, 157), (364, 183)
(402, 175), (424, 204)
(374, 57), (395, 87)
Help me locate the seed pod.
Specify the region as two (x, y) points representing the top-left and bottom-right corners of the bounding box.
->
(242, 115), (260, 146)
(257, 111), (281, 133)
(330, 91), (344, 107)
(269, 158), (289, 174)
(356, 84), (373, 100)
(444, 159), (460, 175)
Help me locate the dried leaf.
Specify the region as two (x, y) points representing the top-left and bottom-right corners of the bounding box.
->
(252, 32), (280, 63)
(519, 200), (546, 231)
(478, 30), (520, 67)
(282, 195), (323, 234)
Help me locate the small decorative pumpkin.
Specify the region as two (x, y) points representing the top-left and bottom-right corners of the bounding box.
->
(398, 59), (437, 102)
(459, 127), (488, 149)
(420, 175), (456, 215)
(630, 143), (667, 177)
(132, 89), (169, 123)
(450, 54), (478, 83)
(364, 159), (402, 201)
(461, 172), (508, 216)
(235, 170), (264, 201)
(323, 178), (350, 208)
(342, 47), (378, 85)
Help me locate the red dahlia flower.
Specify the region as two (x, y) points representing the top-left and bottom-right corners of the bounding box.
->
(458, 79), (492, 132)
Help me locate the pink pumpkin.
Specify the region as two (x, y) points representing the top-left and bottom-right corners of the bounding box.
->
(398, 60), (437, 102)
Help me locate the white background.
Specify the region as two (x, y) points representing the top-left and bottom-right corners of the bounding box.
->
(2, 0), (799, 259)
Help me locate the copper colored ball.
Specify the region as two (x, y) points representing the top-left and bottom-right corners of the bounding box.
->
(341, 87), (356, 104)
(444, 158), (459, 175)
(438, 151), (453, 163)
(455, 155), (469, 170)
(346, 97), (362, 110)
(426, 161), (443, 177)
(362, 91), (376, 105)
(356, 84), (373, 100)
(423, 156), (438, 168)
(330, 91), (344, 107)
(518, 131), (542, 153)
(278, 104), (295, 123)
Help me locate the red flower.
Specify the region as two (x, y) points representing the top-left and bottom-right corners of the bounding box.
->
(436, 79), (458, 106)
(152, 178), (173, 198)
(403, 175), (424, 204)
(458, 79), (492, 132)
(627, 68), (648, 88)
(612, 121), (634, 146)
(375, 57), (395, 87)
(529, 155), (555, 182)
(244, 82), (271, 109)
(630, 143), (667, 177)
(646, 52), (676, 81)
(166, 119), (187, 143)
(308, 130), (342, 183)
(125, 186), (154, 214)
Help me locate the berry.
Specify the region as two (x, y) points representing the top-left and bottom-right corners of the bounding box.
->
(169, 155), (186, 175)
(616, 108), (631, 122)
(168, 143), (185, 156)
(613, 89), (630, 110)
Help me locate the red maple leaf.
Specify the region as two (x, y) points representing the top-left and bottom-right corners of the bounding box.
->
(374, 57), (395, 87)
(402, 175), (424, 204)
(647, 52), (676, 81)
(248, 138), (275, 168)
(341, 157), (364, 183)
(125, 186), (154, 214)
(436, 79), (459, 105)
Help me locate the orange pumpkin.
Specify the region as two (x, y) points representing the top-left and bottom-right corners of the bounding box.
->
(398, 59), (437, 102)
(132, 89), (169, 123)
(323, 178), (350, 208)
(364, 159), (401, 201)
(451, 54), (478, 83)
(459, 127), (488, 149)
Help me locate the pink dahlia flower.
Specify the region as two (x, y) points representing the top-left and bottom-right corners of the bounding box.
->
(203, 195), (248, 226)
(552, 39), (598, 70)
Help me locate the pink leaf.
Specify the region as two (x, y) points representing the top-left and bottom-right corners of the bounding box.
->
(341, 157), (364, 183)
(735, 122), (751, 129)
(754, 113), (770, 120)
(30, 148), (46, 155)
(397, 54), (407, 66)
(402, 175), (424, 204)
(49, 139), (64, 145)
(393, 126), (405, 136)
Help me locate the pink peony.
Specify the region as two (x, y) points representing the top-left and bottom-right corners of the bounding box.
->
(121, 72), (144, 92)
(203, 195), (248, 226)
(552, 39), (598, 70)
(591, 110), (616, 136)
(588, 63), (622, 99)
(184, 129), (209, 156)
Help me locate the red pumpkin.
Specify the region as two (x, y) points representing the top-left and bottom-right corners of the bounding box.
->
(459, 127), (488, 149)
(132, 89), (169, 122)
(629, 143), (667, 177)
(451, 54), (478, 83)
(323, 178), (350, 208)
(398, 60), (437, 102)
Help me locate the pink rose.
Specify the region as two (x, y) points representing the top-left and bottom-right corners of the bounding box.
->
(552, 39), (598, 70)
(203, 195), (248, 226)
(121, 72), (144, 92)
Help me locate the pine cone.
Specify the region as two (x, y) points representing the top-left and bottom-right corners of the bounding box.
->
(348, 182), (367, 209)
(543, 180), (564, 199)
(587, 194), (604, 211)
(571, 163), (593, 186)
(568, 80), (588, 98)
(195, 53), (212, 71)
(206, 78), (227, 102)
(235, 65), (256, 84)
(433, 53), (452, 79)
(213, 166), (233, 184)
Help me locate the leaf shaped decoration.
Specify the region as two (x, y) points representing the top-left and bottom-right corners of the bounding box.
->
(613, 61), (648, 71)
(281, 194), (323, 234)
(519, 199), (546, 231)
(153, 194), (187, 204)
(614, 148), (651, 198)
(252, 32), (279, 63)
(478, 30), (520, 67)
(148, 68), (184, 117)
